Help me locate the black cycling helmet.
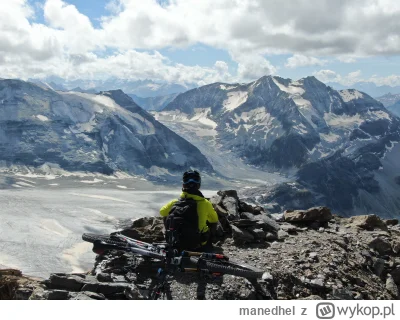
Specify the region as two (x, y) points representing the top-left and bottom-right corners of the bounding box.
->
(182, 170), (201, 185)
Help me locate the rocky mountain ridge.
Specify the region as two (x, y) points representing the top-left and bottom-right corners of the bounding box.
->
(156, 75), (400, 215)
(160, 75), (400, 169)
(0, 79), (212, 178)
(2, 190), (400, 300)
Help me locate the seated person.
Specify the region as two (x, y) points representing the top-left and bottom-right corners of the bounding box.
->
(160, 170), (218, 251)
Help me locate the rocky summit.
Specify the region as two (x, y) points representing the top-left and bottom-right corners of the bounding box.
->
(2, 190), (400, 300)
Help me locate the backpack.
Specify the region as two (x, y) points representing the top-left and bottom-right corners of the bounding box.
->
(164, 197), (201, 250)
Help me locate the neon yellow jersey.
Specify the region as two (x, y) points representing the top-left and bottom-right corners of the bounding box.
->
(160, 191), (219, 234)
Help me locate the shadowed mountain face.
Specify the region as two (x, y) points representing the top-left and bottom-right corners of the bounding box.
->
(0, 80), (212, 176)
(160, 76), (400, 216)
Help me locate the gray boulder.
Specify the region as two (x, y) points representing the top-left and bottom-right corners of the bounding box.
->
(70, 291), (106, 300)
(231, 225), (254, 244)
(345, 215), (388, 231)
(259, 215), (280, 232)
(332, 288), (354, 300)
(217, 190), (239, 199)
(368, 237), (393, 256)
(386, 274), (399, 298)
(248, 227), (266, 240)
(372, 258), (386, 277)
(120, 216), (165, 243)
(392, 240), (400, 254)
(391, 267), (400, 285)
(277, 230), (289, 240)
(47, 274), (84, 291)
(284, 207), (333, 223)
(44, 289), (70, 300)
(231, 219), (258, 228)
(222, 196), (240, 218)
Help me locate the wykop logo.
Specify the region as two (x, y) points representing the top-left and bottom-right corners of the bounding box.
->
(316, 303), (336, 319)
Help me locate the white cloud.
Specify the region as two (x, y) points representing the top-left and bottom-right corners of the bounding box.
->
(313, 70), (339, 83)
(94, 0), (400, 56)
(0, 47), (235, 86)
(313, 69), (363, 85)
(214, 61), (230, 76)
(285, 54), (327, 68)
(337, 56), (358, 63)
(313, 69), (400, 87)
(0, 0), (62, 61)
(105, 0), (124, 15)
(0, 0), (239, 85)
(234, 53), (277, 82)
(43, 0), (101, 54)
(369, 74), (400, 86)
(346, 70), (362, 83)
(1, 0), (400, 85)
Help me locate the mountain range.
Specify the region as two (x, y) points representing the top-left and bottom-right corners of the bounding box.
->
(2, 75), (400, 216)
(28, 77), (400, 101)
(155, 75), (400, 216)
(28, 77), (190, 98)
(328, 82), (400, 98)
(0, 79), (212, 177)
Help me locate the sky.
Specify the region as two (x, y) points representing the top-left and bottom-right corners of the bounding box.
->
(1, 0), (400, 87)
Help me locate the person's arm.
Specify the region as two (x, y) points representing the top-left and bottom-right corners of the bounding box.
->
(206, 200), (219, 223)
(205, 200), (219, 243)
(160, 199), (177, 217)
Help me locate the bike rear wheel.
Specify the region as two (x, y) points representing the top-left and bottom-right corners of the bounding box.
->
(82, 233), (127, 247)
(191, 257), (264, 279)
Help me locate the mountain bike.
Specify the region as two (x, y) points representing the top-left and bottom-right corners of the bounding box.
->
(82, 230), (266, 299)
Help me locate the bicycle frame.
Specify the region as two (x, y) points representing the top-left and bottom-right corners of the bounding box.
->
(113, 233), (161, 251)
(85, 232), (266, 299)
